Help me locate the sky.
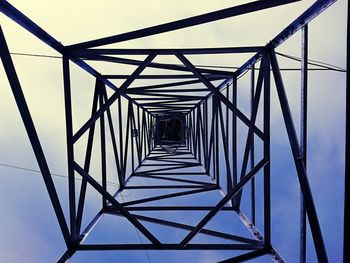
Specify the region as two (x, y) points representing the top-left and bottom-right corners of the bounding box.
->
(0, 0), (347, 262)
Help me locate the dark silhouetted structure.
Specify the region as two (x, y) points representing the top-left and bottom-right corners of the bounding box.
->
(0, 0), (348, 262)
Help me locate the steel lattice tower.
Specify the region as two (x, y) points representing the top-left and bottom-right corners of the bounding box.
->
(0, 0), (348, 262)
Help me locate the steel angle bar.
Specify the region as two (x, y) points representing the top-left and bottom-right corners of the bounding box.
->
(129, 102), (142, 165)
(125, 206), (236, 211)
(137, 172), (208, 176)
(79, 208), (105, 244)
(149, 107), (191, 114)
(180, 158), (269, 247)
(250, 65), (256, 225)
(132, 173), (213, 186)
(73, 162), (162, 246)
(76, 80), (100, 235)
(300, 24), (308, 263)
(66, 0), (300, 50)
(225, 85), (231, 192)
(121, 185), (218, 206)
(142, 163), (194, 167)
(176, 53), (265, 140)
(146, 112), (151, 153)
(0, 1), (64, 52)
(75, 46), (264, 56)
(234, 57), (264, 208)
(217, 101), (233, 194)
(214, 96), (219, 183)
(62, 56), (77, 241)
(204, 100), (209, 173)
(136, 98), (203, 102)
(103, 74), (227, 80)
(344, 1), (350, 261)
(106, 208), (261, 244)
(236, 209), (264, 245)
(127, 88), (209, 94)
(207, 97), (218, 174)
(232, 78), (238, 187)
(132, 93), (205, 99)
(72, 90), (120, 144)
(141, 110), (149, 158)
(195, 106), (202, 164)
(149, 110), (192, 114)
(0, 25), (71, 248)
(129, 80), (216, 91)
(100, 85), (122, 184)
(99, 87), (107, 207)
(78, 243), (260, 250)
(145, 158), (196, 165)
(121, 101), (132, 183)
(235, 0), (337, 76)
(81, 54), (233, 76)
(0, 0), (149, 114)
(148, 149), (189, 155)
(117, 98), (124, 185)
(268, 48), (328, 262)
(131, 163), (201, 174)
(218, 248), (269, 263)
(139, 100), (200, 105)
(123, 185), (208, 189)
(72, 53), (156, 144)
(197, 105), (206, 166)
(263, 52), (271, 246)
(146, 106), (192, 109)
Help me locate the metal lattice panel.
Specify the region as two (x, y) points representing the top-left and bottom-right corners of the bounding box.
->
(0, 0), (348, 262)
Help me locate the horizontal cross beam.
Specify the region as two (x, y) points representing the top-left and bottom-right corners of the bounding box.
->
(74, 46), (264, 55)
(65, 0), (300, 50)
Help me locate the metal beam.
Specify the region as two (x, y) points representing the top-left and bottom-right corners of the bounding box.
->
(250, 65), (256, 225)
(0, 1), (63, 52)
(300, 24), (308, 263)
(0, 0), (150, 115)
(74, 46), (264, 55)
(233, 58), (264, 209)
(76, 80), (100, 235)
(235, 0), (337, 76)
(180, 158), (268, 247)
(268, 48), (328, 262)
(103, 74), (227, 80)
(62, 56), (77, 242)
(65, 0), (300, 50)
(73, 162), (162, 247)
(78, 243), (260, 250)
(71, 53), (156, 144)
(176, 53), (265, 140)
(344, 1), (350, 261)
(218, 248), (269, 263)
(124, 206), (236, 211)
(106, 208), (260, 244)
(81, 54), (234, 76)
(0, 26), (71, 248)
(263, 52), (271, 246)
(121, 185), (217, 206)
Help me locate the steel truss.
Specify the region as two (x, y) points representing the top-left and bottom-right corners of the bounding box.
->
(0, 0), (348, 262)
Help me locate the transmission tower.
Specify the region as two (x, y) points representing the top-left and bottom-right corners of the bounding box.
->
(0, 0), (348, 262)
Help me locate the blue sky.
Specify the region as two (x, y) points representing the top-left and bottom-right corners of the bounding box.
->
(0, 0), (347, 262)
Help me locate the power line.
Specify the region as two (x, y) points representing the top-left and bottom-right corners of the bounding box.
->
(0, 161), (151, 262)
(276, 51), (346, 72)
(10, 52), (61, 59)
(0, 162), (118, 187)
(9, 51), (346, 72)
(120, 193), (152, 263)
(0, 160), (151, 262)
